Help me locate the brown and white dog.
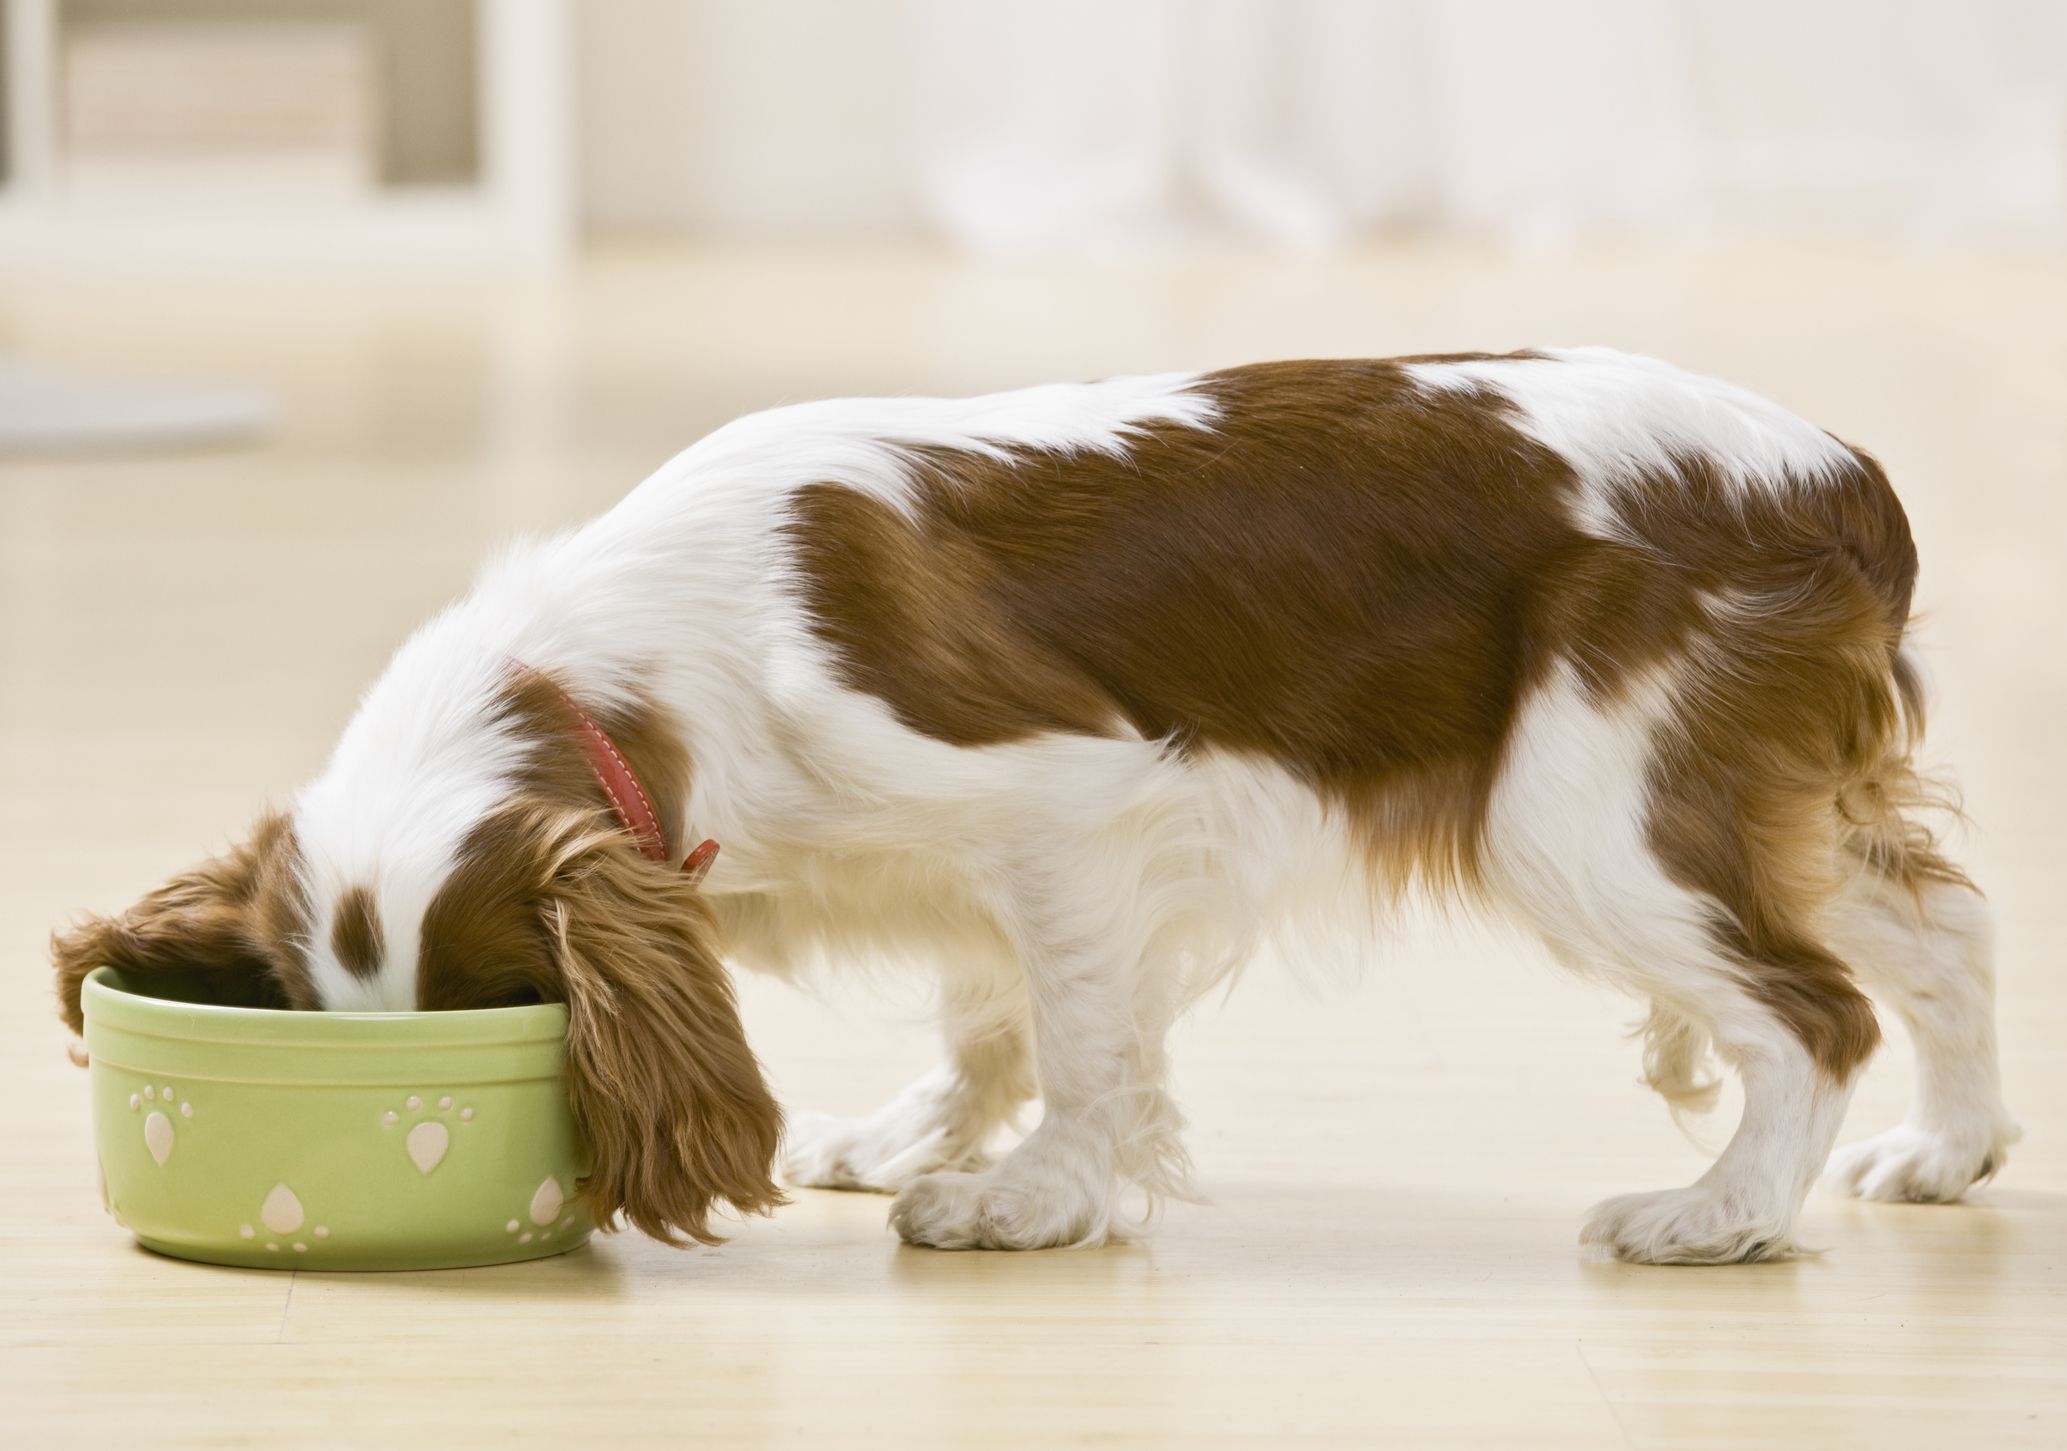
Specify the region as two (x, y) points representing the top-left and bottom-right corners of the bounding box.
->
(53, 349), (2018, 1262)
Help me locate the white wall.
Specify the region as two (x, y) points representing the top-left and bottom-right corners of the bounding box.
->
(575, 0), (2067, 249)
(578, 0), (917, 233)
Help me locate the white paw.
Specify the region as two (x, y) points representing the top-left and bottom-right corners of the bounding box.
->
(1580, 1186), (1797, 1265)
(779, 1109), (983, 1194)
(889, 1165), (1103, 1251)
(1825, 1121), (2015, 1204)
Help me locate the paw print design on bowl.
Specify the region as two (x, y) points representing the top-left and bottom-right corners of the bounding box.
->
(236, 1183), (331, 1255)
(381, 1093), (475, 1174)
(128, 1080), (195, 1166)
(503, 1175), (578, 1244)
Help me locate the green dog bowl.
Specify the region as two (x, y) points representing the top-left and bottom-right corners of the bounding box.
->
(82, 965), (594, 1270)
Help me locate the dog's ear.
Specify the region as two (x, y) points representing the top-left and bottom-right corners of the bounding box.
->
(544, 823), (784, 1245)
(51, 811), (309, 1033)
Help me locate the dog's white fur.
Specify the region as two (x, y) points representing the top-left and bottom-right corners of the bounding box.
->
(287, 351), (2016, 1257)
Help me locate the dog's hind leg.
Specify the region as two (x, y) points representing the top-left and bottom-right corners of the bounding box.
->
(1822, 846), (2018, 1203)
(1489, 663), (1873, 1264)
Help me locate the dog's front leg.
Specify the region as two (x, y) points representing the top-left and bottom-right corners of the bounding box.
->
(782, 975), (1035, 1192)
(888, 871), (1188, 1251)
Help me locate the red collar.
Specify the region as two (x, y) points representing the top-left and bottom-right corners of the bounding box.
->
(520, 665), (718, 883)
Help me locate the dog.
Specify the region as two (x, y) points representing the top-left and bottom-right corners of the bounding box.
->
(53, 348), (2019, 1262)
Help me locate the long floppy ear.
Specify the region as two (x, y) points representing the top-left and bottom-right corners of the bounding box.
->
(51, 811), (308, 1034)
(545, 823), (784, 1245)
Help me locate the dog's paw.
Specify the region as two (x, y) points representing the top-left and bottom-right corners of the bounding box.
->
(1580, 1187), (1798, 1265)
(779, 1109), (981, 1194)
(1825, 1121), (2016, 1204)
(889, 1167), (1101, 1251)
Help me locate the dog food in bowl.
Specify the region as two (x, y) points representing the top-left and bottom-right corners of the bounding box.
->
(83, 965), (592, 1270)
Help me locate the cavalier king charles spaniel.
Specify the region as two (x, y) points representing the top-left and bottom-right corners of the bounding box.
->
(53, 349), (2018, 1262)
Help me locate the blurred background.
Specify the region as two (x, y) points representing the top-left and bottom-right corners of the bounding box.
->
(4, 8), (2066, 1442)
(2, 0), (2063, 450)
(5, 0), (2066, 266)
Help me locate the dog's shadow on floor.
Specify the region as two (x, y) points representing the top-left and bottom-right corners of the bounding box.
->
(213, 1180), (2059, 1309)
(172, 1232), (639, 1301)
(866, 1178), (2064, 1299)
(868, 1179), (1575, 1296)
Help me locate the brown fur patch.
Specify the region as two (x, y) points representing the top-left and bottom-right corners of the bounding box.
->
(51, 810), (316, 1031)
(416, 667), (694, 1010)
(416, 805), (562, 1012)
(422, 802), (782, 1240)
(785, 356), (1919, 1076)
(1606, 455), (1916, 1076)
(415, 674), (776, 1242)
(545, 815), (785, 1245)
(788, 359), (1582, 896)
(329, 886), (385, 980)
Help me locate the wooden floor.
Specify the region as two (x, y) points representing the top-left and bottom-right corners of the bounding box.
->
(2, 241), (2062, 1449)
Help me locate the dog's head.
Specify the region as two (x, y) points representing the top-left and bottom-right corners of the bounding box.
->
(51, 808), (318, 1027)
(51, 666), (783, 1246)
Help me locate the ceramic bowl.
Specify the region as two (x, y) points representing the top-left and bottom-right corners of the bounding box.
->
(83, 965), (594, 1270)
